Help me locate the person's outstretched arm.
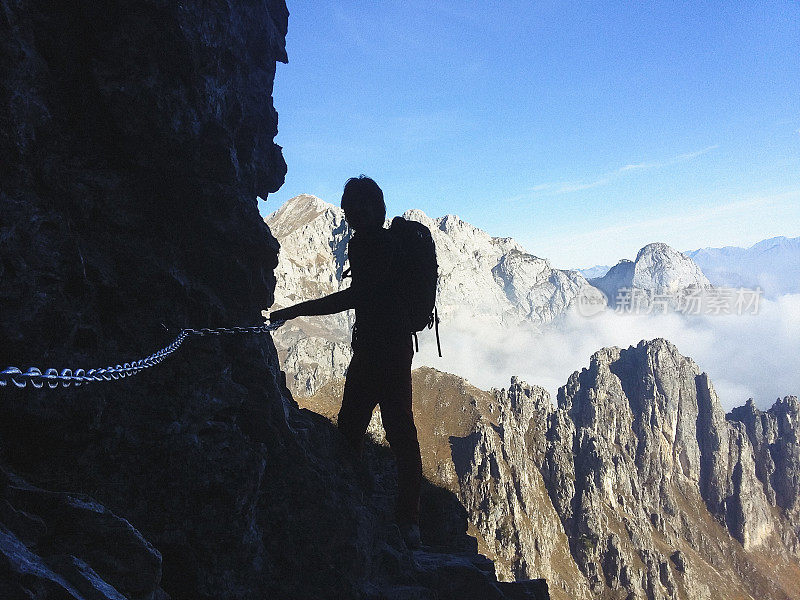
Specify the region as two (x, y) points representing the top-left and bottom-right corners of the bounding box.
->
(269, 287), (355, 322)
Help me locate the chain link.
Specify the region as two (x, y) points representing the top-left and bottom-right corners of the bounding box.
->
(0, 321), (286, 390)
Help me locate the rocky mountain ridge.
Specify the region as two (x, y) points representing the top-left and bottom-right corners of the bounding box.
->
(266, 195), (734, 398)
(304, 339), (800, 600)
(268, 193), (603, 326)
(266, 193), (604, 395)
(580, 235), (800, 300)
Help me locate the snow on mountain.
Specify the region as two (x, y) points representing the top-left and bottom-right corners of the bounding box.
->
(590, 242), (711, 308)
(685, 236), (800, 298)
(265, 194), (603, 395)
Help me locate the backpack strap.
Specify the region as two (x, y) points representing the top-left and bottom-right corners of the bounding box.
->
(434, 306), (442, 358)
(410, 307), (442, 357)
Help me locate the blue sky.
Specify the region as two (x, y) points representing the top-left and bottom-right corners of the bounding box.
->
(261, 1), (800, 268)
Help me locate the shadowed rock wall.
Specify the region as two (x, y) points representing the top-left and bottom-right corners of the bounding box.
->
(1, 1), (293, 597)
(1, 3), (549, 599)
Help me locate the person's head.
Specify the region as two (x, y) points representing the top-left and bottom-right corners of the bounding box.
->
(341, 175), (385, 231)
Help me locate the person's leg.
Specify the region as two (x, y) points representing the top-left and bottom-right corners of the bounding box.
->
(337, 351), (378, 457)
(378, 341), (421, 526)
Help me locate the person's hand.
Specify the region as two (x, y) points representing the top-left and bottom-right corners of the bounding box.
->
(269, 306), (297, 322)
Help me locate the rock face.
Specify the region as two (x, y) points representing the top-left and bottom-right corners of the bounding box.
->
(266, 194), (603, 395)
(305, 340), (800, 600)
(266, 194), (356, 395)
(590, 242), (711, 309)
(1, 468), (163, 600)
(728, 397), (800, 530)
(1, 4), (544, 599)
(685, 236), (800, 298)
(546, 340), (799, 599)
(412, 370), (589, 600)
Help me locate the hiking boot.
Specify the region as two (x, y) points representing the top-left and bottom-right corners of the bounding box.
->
(399, 522), (421, 550)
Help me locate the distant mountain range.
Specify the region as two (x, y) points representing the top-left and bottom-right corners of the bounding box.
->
(266, 195), (797, 397)
(581, 236), (800, 300)
(577, 264), (611, 279)
(685, 236), (800, 298)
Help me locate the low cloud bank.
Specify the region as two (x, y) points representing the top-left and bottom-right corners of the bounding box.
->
(415, 294), (800, 411)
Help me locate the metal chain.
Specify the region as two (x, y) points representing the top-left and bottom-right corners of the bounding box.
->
(0, 321), (286, 390)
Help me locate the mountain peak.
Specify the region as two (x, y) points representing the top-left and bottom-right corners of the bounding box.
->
(635, 241), (680, 261)
(402, 208), (435, 228)
(266, 194), (340, 238)
(591, 242), (710, 307)
(277, 193), (333, 214)
(632, 241), (709, 290)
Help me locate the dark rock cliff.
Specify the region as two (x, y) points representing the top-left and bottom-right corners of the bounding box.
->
(1, 2), (546, 599)
(1, 0), (290, 596)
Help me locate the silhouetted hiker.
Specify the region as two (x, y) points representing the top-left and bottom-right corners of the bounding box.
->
(270, 176), (423, 549)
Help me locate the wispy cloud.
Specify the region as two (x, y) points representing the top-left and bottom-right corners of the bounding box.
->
(559, 191), (797, 245)
(619, 146), (719, 171)
(530, 189), (800, 268)
(515, 145), (719, 199)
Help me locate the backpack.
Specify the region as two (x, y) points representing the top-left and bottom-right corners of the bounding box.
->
(388, 216), (442, 357)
